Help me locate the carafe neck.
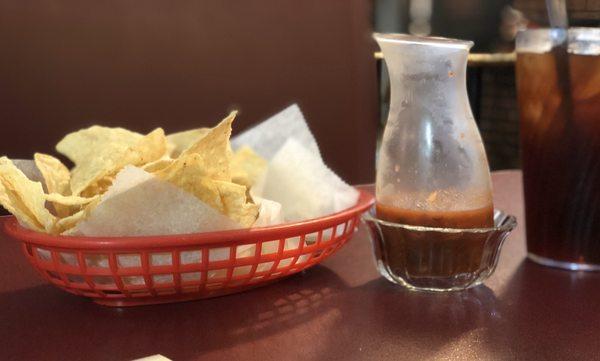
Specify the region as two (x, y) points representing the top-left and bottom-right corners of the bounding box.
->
(375, 34), (473, 119)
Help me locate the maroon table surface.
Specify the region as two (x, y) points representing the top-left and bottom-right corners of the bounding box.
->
(1, 170), (599, 361)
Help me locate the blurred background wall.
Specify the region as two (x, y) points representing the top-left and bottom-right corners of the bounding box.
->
(515, 0), (600, 24)
(1, 0), (599, 187)
(375, 0), (520, 170)
(0, 0), (379, 184)
(375, 0), (600, 171)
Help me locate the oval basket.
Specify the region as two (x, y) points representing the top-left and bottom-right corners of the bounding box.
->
(3, 189), (374, 307)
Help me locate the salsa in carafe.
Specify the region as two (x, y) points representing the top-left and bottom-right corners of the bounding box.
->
(373, 34), (495, 282)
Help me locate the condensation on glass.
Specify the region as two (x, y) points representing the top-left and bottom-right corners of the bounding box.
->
(367, 34), (515, 292)
(516, 27), (600, 271)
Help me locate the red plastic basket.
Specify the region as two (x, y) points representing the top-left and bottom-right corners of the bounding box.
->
(3, 189), (374, 307)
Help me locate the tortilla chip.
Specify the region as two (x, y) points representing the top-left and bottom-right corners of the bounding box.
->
(156, 168), (257, 226)
(166, 128), (211, 157)
(154, 112), (257, 225)
(155, 113), (235, 183)
(214, 181), (258, 227)
(80, 176), (115, 198)
(142, 158), (174, 173)
(34, 153), (71, 194)
(154, 153), (225, 210)
(54, 209), (86, 234)
(34, 153), (72, 217)
(1, 110), (265, 234)
(63, 127), (167, 195)
(55, 196), (101, 234)
(56, 126), (144, 164)
(0, 180), (42, 231)
(231, 146), (267, 188)
(45, 193), (99, 206)
(0, 157), (56, 232)
(181, 111), (235, 158)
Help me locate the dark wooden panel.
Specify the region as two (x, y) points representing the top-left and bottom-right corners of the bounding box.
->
(0, 0), (378, 184)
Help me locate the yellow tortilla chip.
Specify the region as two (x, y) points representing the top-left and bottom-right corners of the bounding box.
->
(155, 113), (235, 182)
(54, 196), (101, 234)
(54, 209), (86, 234)
(56, 126), (162, 195)
(231, 146), (267, 188)
(64, 127), (167, 195)
(166, 128), (210, 157)
(214, 181), (258, 227)
(180, 111), (236, 158)
(155, 165), (257, 225)
(45, 193), (99, 206)
(80, 175), (114, 198)
(56, 126), (144, 165)
(142, 158), (174, 173)
(0, 157), (56, 232)
(1, 110), (264, 234)
(0, 180), (42, 231)
(154, 153), (226, 210)
(154, 112), (257, 225)
(34, 153), (72, 217)
(34, 153), (71, 195)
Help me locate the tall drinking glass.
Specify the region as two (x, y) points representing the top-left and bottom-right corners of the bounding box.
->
(515, 28), (600, 271)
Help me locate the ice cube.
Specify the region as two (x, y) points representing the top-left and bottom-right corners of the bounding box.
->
(516, 28), (565, 54)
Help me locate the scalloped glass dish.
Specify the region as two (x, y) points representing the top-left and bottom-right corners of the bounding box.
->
(363, 209), (516, 292)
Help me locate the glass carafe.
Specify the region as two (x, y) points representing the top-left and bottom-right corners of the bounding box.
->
(374, 34), (493, 227)
(366, 34), (513, 292)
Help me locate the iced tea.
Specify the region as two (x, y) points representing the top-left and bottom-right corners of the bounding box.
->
(516, 28), (600, 269)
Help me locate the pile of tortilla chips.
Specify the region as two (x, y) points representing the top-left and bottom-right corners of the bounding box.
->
(0, 111), (267, 235)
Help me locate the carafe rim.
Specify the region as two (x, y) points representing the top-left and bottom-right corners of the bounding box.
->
(373, 33), (473, 50)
